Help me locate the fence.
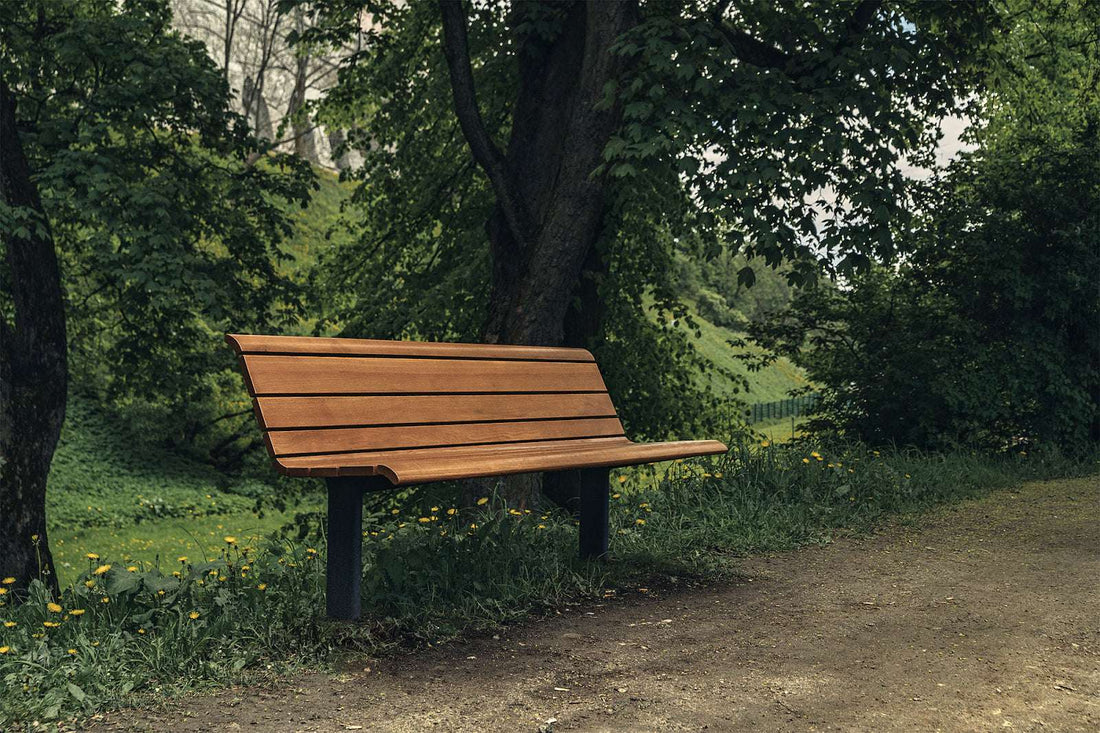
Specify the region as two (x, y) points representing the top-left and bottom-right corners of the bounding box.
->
(745, 394), (820, 424)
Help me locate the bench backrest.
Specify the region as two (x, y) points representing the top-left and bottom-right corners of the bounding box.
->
(225, 334), (626, 464)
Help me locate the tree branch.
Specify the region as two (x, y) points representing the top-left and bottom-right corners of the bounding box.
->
(437, 0), (533, 248)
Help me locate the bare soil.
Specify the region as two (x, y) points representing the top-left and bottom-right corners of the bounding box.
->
(90, 476), (1099, 732)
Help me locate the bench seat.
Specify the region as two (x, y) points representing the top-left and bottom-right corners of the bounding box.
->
(276, 435), (728, 483)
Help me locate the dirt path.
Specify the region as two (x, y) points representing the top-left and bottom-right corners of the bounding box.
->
(92, 476), (1099, 732)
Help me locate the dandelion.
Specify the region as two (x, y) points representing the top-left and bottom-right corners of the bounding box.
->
(397, 522), (406, 528)
(217, 576), (226, 582)
(224, 536), (237, 545)
(509, 509), (522, 516)
(85, 553), (99, 560)
(1, 578), (14, 585)
(639, 502), (649, 509)
(715, 472), (723, 478)
(93, 564), (111, 576)
(137, 629), (146, 635)
(3, 621), (16, 628)
(446, 508), (456, 516)
(0, 646), (9, 654)
(612, 493), (621, 499)
(469, 523), (478, 530)
(127, 566), (138, 572)
(101, 597), (109, 604)
(189, 611), (200, 620)
(618, 475), (627, 484)
(68, 647), (77, 654)
(256, 583), (267, 591)
(43, 621), (60, 628)
(69, 609), (84, 617)
(904, 474), (911, 479)
(91, 641), (99, 647)
(872, 450), (880, 457)
(802, 458), (810, 464)
(0, 588), (7, 596)
(84, 580), (95, 588)
(430, 506), (439, 513)
(177, 556), (188, 563)
(172, 571), (181, 578)
(306, 548), (318, 556)
(476, 497), (488, 506)
(47, 602), (62, 613)
(391, 508), (400, 515)
(760, 440), (771, 448)
(635, 518), (646, 526)
(418, 517), (431, 523)
(537, 524), (546, 530)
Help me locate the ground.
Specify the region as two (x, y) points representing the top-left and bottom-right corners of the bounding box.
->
(90, 475), (1099, 732)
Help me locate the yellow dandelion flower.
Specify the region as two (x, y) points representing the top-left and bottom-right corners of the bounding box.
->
(537, 524), (546, 529)
(1, 577), (14, 585)
(43, 621), (60, 628)
(93, 564), (111, 576)
(177, 556), (188, 563)
(224, 536), (237, 544)
(760, 440), (771, 447)
(635, 518), (646, 526)
(189, 611), (200, 620)
(305, 548), (317, 555)
(391, 508), (400, 514)
(100, 597), (109, 604)
(476, 497), (488, 506)
(0, 646), (9, 654)
(3, 621), (16, 628)
(137, 629), (146, 635)
(127, 566), (138, 572)
(872, 450), (880, 457)
(47, 602), (62, 613)
(715, 472), (723, 478)
(217, 576), (226, 582)
(418, 517), (431, 523)
(430, 506), (439, 513)
(612, 493), (621, 499)
(69, 609), (84, 617)
(469, 523), (478, 530)
(171, 571), (180, 578)
(446, 508), (456, 516)
(257, 583), (267, 591)
(91, 641), (99, 647)
(802, 458), (810, 464)
(85, 553), (99, 560)
(0, 588), (7, 596)
(83, 580), (95, 588)
(618, 475), (627, 484)
(639, 502), (649, 508)
(397, 522), (406, 528)
(68, 648), (77, 654)
(904, 474), (911, 479)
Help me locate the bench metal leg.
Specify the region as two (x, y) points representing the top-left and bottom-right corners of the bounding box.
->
(578, 467), (610, 560)
(325, 477), (366, 620)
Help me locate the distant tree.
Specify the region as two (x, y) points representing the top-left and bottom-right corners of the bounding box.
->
(749, 0), (1100, 450)
(0, 0), (313, 596)
(296, 0), (1000, 503)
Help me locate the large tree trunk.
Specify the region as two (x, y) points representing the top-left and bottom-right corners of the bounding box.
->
(0, 81), (66, 598)
(440, 0), (637, 506)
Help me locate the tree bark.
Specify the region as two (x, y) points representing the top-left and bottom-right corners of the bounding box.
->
(439, 0), (637, 505)
(0, 81), (66, 598)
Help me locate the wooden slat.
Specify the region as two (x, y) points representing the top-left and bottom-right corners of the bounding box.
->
(254, 393), (619, 429)
(266, 417), (626, 457)
(274, 437), (729, 484)
(227, 333), (594, 363)
(241, 355), (608, 396)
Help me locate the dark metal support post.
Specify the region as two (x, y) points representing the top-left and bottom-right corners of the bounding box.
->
(578, 467), (610, 559)
(325, 477), (366, 620)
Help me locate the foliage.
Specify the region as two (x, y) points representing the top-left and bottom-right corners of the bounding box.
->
(291, 0), (999, 439)
(747, 0), (1100, 451)
(3, 444), (1095, 725)
(0, 0), (316, 467)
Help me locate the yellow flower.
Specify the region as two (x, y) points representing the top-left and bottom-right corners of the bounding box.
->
(760, 440), (771, 447)
(47, 602), (62, 613)
(635, 518), (646, 526)
(256, 583), (267, 591)
(43, 621), (60, 628)
(509, 509), (522, 516)
(177, 556), (188, 563)
(189, 611), (200, 620)
(68, 647), (78, 654)
(430, 506), (439, 513)
(127, 566), (138, 572)
(100, 597), (110, 604)
(217, 576), (226, 582)
(618, 475), (627, 484)
(172, 571), (181, 578)
(84, 580), (95, 588)
(418, 517), (431, 523)
(904, 474), (911, 479)
(537, 524), (546, 530)
(85, 553), (99, 560)
(93, 564), (111, 576)
(223, 536), (237, 545)
(397, 522), (406, 528)
(638, 502), (649, 508)
(872, 450), (880, 457)
(391, 508), (400, 515)
(802, 458), (810, 464)
(1, 577), (14, 585)
(0, 646), (9, 654)
(476, 497), (488, 506)
(69, 609), (84, 617)
(0, 588), (7, 596)
(469, 523), (478, 530)
(446, 508), (456, 516)
(715, 472), (723, 478)
(612, 493), (621, 499)
(305, 548), (317, 555)
(3, 621), (16, 628)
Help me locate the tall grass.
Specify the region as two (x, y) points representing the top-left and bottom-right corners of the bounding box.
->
(1, 443), (1093, 725)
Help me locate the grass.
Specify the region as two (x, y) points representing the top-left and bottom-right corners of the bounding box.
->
(5, 439), (1094, 727)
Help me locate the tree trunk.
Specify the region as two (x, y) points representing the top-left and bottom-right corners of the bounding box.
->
(0, 81), (66, 598)
(440, 0), (637, 506)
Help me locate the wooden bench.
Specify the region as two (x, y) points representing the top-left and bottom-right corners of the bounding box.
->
(227, 333), (727, 619)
